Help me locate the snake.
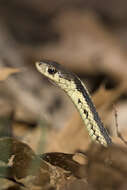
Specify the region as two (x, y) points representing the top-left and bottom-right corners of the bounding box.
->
(35, 60), (112, 147)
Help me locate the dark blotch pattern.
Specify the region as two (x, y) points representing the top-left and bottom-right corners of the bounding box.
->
(78, 99), (81, 104)
(96, 136), (100, 141)
(83, 109), (88, 118)
(74, 77), (112, 145)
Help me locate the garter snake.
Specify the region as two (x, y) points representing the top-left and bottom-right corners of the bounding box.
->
(35, 60), (112, 147)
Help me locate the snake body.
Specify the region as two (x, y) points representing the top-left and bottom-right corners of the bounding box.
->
(35, 60), (112, 147)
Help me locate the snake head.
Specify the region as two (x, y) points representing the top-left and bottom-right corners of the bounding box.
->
(35, 60), (76, 89)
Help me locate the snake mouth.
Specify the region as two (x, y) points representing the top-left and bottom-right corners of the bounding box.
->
(36, 61), (46, 69)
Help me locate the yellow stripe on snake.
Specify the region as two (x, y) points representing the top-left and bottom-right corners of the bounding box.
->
(35, 60), (112, 147)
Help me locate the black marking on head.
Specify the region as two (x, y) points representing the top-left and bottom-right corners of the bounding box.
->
(74, 77), (112, 145)
(83, 109), (88, 118)
(39, 60), (60, 67)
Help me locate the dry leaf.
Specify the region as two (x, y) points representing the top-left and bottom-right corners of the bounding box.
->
(0, 67), (20, 81)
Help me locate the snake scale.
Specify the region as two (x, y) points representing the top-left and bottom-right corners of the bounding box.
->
(35, 60), (112, 147)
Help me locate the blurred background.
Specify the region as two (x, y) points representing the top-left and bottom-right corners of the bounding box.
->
(0, 0), (127, 154)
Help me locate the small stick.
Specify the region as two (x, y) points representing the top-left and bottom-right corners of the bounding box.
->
(113, 105), (127, 145)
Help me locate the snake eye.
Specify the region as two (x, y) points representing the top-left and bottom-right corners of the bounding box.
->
(48, 67), (57, 74)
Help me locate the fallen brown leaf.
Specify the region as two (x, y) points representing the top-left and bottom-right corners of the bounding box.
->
(0, 67), (20, 81)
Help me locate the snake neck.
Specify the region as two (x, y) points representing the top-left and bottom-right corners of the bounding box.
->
(59, 77), (112, 147)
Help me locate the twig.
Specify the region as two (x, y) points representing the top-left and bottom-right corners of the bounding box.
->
(113, 105), (127, 145)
